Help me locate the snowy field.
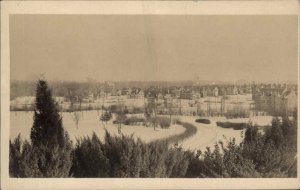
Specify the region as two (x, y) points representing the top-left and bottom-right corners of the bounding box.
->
(178, 116), (243, 151)
(177, 115), (273, 152)
(10, 111), (185, 143)
(10, 111), (274, 151)
(209, 116), (273, 126)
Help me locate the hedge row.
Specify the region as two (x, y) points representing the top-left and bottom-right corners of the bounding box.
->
(195, 118), (211, 124)
(216, 121), (249, 130)
(155, 122), (197, 145)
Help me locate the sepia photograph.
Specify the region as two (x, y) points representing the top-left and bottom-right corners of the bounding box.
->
(1, 1), (299, 189)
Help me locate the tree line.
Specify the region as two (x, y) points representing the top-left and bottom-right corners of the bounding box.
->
(9, 80), (297, 178)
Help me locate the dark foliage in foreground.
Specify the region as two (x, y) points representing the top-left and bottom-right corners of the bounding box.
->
(70, 131), (191, 178)
(10, 117), (298, 177)
(11, 113), (297, 178)
(186, 114), (297, 178)
(10, 80), (72, 177)
(10, 80), (297, 178)
(69, 113), (298, 177)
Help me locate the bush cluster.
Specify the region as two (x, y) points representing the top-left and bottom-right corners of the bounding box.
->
(10, 115), (298, 178)
(157, 117), (171, 129)
(216, 121), (249, 130)
(123, 116), (145, 125)
(156, 122), (197, 145)
(224, 109), (249, 119)
(171, 117), (182, 125)
(100, 111), (112, 122)
(195, 118), (211, 124)
(69, 131), (191, 177)
(144, 116), (172, 129)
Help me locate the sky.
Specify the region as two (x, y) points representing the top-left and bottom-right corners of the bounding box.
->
(10, 15), (298, 83)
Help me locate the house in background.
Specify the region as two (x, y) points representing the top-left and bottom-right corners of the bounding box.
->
(232, 86), (238, 95)
(54, 97), (65, 104)
(200, 88), (207, 98)
(252, 85), (297, 115)
(282, 90), (297, 113)
(213, 87), (219, 97)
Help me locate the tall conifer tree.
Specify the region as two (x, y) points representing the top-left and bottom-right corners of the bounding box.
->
(29, 79), (72, 177)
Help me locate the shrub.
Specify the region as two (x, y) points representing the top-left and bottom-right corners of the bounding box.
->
(216, 121), (249, 130)
(132, 107), (144, 114)
(100, 111), (112, 122)
(123, 116), (145, 125)
(197, 110), (206, 117)
(195, 118), (211, 124)
(112, 120), (120, 124)
(9, 135), (22, 177)
(70, 133), (110, 177)
(155, 122), (197, 145)
(224, 109), (249, 119)
(108, 105), (118, 113)
(172, 117), (182, 125)
(157, 117), (171, 129)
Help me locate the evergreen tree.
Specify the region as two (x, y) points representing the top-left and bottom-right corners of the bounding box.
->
(266, 118), (284, 148)
(9, 135), (22, 177)
(71, 133), (109, 177)
(100, 111), (112, 123)
(28, 79), (72, 177)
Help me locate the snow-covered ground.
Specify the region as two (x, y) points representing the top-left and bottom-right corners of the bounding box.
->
(209, 116), (273, 126)
(10, 111), (185, 143)
(178, 116), (244, 152)
(177, 115), (273, 152)
(10, 111), (274, 152)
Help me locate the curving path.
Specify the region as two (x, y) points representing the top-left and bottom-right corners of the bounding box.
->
(178, 116), (244, 152)
(10, 111), (270, 151)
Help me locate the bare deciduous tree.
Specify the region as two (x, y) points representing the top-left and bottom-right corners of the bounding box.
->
(73, 111), (80, 129)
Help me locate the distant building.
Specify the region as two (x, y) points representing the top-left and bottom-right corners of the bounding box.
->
(200, 88), (207, 98)
(180, 90), (192, 99)
(83, 92), (94, 103)
(232, 86), (238, 95)
(54, 97), (65, 104)
(191, 90), (201, 99)
(99, 91), (106, 98)
(104, 81), (115, 93)
(157, 93), (164, 99)
(226, 86), (233, 95)
(283, 90), (297, 113)
(252, 85), (297, 115)
(219, 87), (227, 96)
(206, 88), (213, 96)
(121, 88), (132, 96)
(213, 87), (219, 97)
(170, 88), (181, 98)
(130, 89), (144, 99)
(136, 90), (144, 99)
(11, 96), (35, 109)
(164, 93), (172, 100)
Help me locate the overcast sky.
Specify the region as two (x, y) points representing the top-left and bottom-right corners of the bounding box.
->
(10, 15), (297, 83)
